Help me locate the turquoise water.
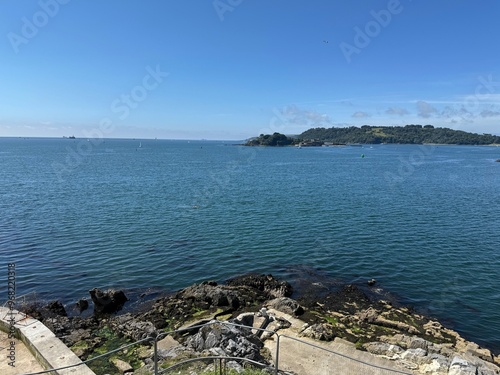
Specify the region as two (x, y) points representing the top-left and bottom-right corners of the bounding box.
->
(0, 138), (499, 351)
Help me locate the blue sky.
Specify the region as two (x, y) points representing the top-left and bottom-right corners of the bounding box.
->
(1, 0), (499, 139)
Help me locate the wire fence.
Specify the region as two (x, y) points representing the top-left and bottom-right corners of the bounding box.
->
(15, 320), (413, 375)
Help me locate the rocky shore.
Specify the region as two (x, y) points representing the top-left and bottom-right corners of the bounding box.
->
(20, 274), (500, 375)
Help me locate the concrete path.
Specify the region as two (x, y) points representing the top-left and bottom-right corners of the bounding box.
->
(0, 328), (44, 375)
(264, 309), (414, 375)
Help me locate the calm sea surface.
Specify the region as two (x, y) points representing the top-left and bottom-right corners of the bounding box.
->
(1, 138), (499, 350)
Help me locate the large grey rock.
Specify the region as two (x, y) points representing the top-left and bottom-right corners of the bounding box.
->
(266, 297), (304, 316)
(448, 356), (478, 375)
(186, 321), (264, 361)
(408, 337), (429, 351)
(299, 323), (334, 341)
(226, 274), (292, 298)
(178, 283), (242, 309)
(419, 353), (449, 374)
(363, 342), (403, 357)
(111, 358), (133, 373)
(401, 348), (427, 364)
(89, 288), (128, 314)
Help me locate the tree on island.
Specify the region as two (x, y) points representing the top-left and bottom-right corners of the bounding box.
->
(245, 132), (296, 146)
(297, 125), (500, 145)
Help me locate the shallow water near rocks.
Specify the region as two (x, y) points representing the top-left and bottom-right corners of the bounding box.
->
(0, 138), (499, 352)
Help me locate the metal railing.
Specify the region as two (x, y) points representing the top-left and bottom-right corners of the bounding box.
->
(17, 319), (413, 375)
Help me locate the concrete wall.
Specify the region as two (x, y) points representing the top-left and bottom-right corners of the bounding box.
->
(0, 307), (95, 375)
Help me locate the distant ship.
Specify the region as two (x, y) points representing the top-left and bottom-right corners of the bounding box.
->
(68, 135), (76, 139)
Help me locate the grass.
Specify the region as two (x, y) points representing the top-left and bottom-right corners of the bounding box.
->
(324, 316), (338, 326)
(84, 325), (145, 374)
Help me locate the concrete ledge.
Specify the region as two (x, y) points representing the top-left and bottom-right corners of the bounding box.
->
(0, 307), (95, 375)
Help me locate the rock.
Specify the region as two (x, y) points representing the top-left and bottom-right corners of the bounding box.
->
(299, 323), (334, 341)
(111, 315), (156, 341)
(419, 354), (449, 374)
(157, 345), (192, 361)
(368, 278), (377, 286)
(408, 337), (429, 351)
(46, 300), (67, 317)
(177, 283), (242, 309)
(201, 280), (218, 286)
(157, 335), (180, 351)
(358, 307), (379, 323)
(111, 358), (133, 373)
(465, 342), (493, 363)
(448, 356), (477, 375)
(89, 288), (128, 314)
(136, 346), (152, 360)
(226, 274), (292, 298)
(363, 342), (403, 357)
(401, 348), (427, 363)
(374, 316), (419, 335)
(64, 328), (92, 347)
(260, 317), (291, 340)
(186, 321), (265, 361)
(76, 298), (89, 313)
(266, 297), (304, 316)
(234, 312), (255, 327)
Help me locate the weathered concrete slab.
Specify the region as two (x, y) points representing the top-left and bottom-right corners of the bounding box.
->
(0, 307), (95, 375)
(264, 309), (414, 375)
(0, 328), (44, 375)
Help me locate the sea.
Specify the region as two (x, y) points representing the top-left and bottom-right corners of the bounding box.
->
(0, 137), (499, 352)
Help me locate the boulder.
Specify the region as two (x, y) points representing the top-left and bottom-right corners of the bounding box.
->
(226, 274), (292, 298)
(185, 321), (264, 361)
(75, 298), (89, 313)
(419, 354), (449, 374)
(299, 323), (334, 341)
(89, 288), (128, 314)
(111, 358), (133, 373)
(266, 297), (304, 316)
(408, 337), (429, 351)
(177, 283), (241, 309)
(448, 356), (477, 375)
(45, 300), (67, 317)
(363, 342), (403, 357)
(109, 313), (156, 341)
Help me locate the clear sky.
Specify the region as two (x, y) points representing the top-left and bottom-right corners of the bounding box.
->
(1, 0), (499, 140)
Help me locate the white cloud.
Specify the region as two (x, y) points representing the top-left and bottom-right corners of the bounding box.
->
(351, 111), (370, 118)
(416, 101), (438, 118)
(480, 109), (500, 118)
(279, 104), (333, 127)
(386, 107), (410, 116)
